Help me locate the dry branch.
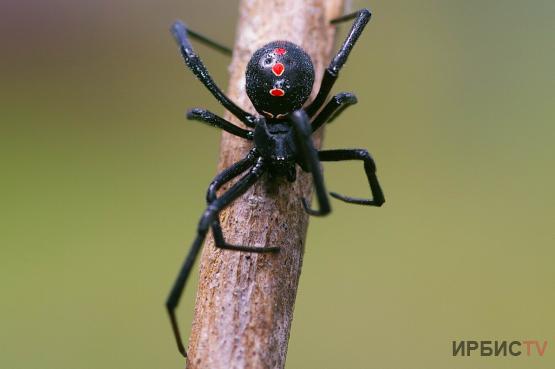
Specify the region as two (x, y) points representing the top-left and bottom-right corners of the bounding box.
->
(187, 1), (345, 368)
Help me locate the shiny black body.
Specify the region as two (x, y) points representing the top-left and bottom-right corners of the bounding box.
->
(246, 40), (314, 117)
(253, 120), (300, 181)
(167, 9), (385, 358)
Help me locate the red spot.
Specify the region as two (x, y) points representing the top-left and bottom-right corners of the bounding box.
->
(272, 62), (285, 76)
(269, 88), (285, 97)
(274, 48), (287, 55)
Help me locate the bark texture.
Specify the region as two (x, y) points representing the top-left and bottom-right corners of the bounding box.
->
(187, 1), (344, 368)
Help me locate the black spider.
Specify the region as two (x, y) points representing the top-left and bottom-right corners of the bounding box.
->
(166, 8), (385, 358)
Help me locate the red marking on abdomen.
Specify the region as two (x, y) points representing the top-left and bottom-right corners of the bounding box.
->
(269, 88), (285, 97)
(272, 62), (285, 76)
(274, 48), (287, 55)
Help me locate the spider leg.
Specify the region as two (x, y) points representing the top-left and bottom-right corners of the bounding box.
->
(171, 20), (256, 128)
(205, 150), (280, 252)
(166, 156), (270, 358)
(291, 110), (331, 216)
(187, 108), (253, 140)
(186, 29), (232, 56)
(205, 151), (258, 206)
(311, 92), (357, 132)
(305, 9), (372, 117)
(319, 149), (385, 206)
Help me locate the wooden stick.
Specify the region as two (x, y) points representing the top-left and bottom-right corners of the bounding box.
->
(187, 1), (344, 368)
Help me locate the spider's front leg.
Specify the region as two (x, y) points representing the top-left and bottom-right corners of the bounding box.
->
(206, 151), (280, 252)
(319, 149), (385, 206)
(291, 110), (331, 216)
(171, 21), (256, 128)
(166, 156), (271, 358)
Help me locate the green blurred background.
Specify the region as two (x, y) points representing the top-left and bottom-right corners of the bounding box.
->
(1, 0), (554, 368)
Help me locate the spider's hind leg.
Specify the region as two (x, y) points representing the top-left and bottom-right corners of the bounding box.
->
(305, 9), (371, 117)
(171, 20), (256, 127)
(330, 8), (372, 25)
(185, 28), (232, 56)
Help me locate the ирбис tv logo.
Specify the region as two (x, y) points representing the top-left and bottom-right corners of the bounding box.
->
(452, 340), (548, 357)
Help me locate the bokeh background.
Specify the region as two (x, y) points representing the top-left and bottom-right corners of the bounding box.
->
(1, 0), (554, 368)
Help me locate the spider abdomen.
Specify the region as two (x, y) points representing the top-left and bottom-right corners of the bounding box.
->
(246, 41), (315, 119)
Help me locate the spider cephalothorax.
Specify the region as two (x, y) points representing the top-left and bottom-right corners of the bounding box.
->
(167, 8), (384, 359)
(246, 41), (315, 119)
